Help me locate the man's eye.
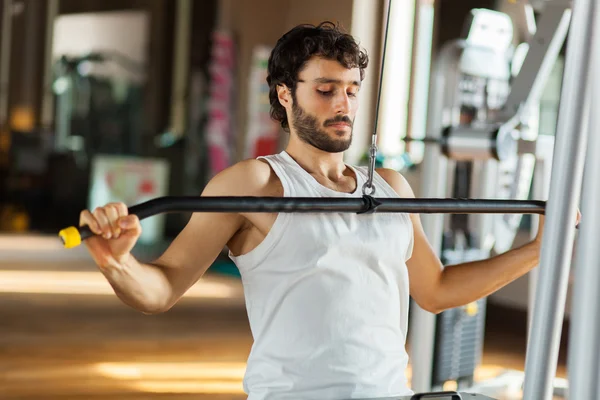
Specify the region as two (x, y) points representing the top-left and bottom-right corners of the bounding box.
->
(317, 90), (333, 96)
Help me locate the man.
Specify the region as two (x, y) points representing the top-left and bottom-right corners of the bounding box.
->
(79, 22), (573, 399)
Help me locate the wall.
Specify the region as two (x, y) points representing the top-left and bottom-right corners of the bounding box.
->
(219, 0), (356, 162)
(225, 0), (287, 161)
(284, 0), (353, 31)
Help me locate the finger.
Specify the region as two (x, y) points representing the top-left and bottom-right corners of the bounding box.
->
(105, 204), (125, 238)
(112, 202), (129, 218)
(93, 207), (112, 239)
(119, 214), (142, 237)
(116, 203), (130, 238)
(79, 209), (102, 235)
(113, 203), (129, 238)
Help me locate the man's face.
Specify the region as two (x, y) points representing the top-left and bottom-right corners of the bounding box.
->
(288, 57), (361, 153)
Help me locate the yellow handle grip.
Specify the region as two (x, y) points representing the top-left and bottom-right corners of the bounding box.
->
(58, 226), (82, 248)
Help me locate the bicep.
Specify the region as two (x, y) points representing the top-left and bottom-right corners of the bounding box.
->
(376, 168), (443, 311)
(151, 159), (270, 305)
(156, 209), (243, 303)
(405, 214), (444, 312)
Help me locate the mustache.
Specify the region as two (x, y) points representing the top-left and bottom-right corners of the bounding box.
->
(324, 115), (353, 127)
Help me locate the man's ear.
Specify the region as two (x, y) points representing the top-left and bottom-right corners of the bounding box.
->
(277, 84), (292, 110)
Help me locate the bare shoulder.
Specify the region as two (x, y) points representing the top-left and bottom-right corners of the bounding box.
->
(375, 167), (416, 198)
(202, 158), (282, 197)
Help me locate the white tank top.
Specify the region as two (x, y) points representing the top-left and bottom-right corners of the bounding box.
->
(229, 151), (414, 399)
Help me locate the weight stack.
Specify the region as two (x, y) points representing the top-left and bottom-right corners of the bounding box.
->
(431, 296), (487, 389)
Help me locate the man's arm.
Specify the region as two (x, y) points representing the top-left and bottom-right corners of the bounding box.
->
(377, 168), (542, 314)
(90, 159), (274, 314)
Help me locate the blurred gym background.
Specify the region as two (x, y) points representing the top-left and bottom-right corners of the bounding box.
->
(0, 0), (570, 399)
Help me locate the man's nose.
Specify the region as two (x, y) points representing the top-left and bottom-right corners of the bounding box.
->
(335, 92), (351, 114)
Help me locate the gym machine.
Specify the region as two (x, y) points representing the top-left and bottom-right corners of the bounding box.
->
(408, 0), (571, 395)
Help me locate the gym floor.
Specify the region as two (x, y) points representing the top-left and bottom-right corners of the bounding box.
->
(0, 258), (569, 400)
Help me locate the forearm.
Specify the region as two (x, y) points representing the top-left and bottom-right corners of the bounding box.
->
(99, 253), (173, 314)
(436, 241), (541, 311)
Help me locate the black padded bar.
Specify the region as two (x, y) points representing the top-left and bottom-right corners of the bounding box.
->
(71, 196), (546, 243)
(128, 196), (546, 218)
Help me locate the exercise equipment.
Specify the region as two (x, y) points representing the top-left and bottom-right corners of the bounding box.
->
(380, 391), (495, 399)
(58, 196), (546, 248)
(52, 51), (146, 159)
(409, 0), (572, 394)
(524, 0), (597, 397)
(400, 126), (517, 162)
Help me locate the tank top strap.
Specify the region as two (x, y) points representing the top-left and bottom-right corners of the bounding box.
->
(260, 151), (366, 198)
(257, 152), (298, 197)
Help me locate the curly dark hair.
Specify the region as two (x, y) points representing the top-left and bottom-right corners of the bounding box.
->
(266, 21), (369, 131)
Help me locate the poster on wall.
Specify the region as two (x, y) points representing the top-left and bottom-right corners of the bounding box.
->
(88, 155), (170, 244)
(245, 46), (281, 159)
(205, 30), (236, 178)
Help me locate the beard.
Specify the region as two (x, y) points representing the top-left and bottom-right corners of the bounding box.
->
(291, 100), (353, 153)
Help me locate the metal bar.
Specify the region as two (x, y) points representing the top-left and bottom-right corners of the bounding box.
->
(527, 135), (554, 339)
(91, 196), (546, 220)
(166, 0), (191, 139)
(61, 196), (547, 248)
(567, 1), (600, 396)
(53, 58), (72, 152)
(498, 0), (571, 121)
(40, 0), (59, 129)
(521, 0), (596, 398)
(126, 197), (546, 216)
(407, 0), (435, 142)
(0, 0), (13, 126)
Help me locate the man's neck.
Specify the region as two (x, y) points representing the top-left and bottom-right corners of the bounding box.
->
(284, 138), (349, 181)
